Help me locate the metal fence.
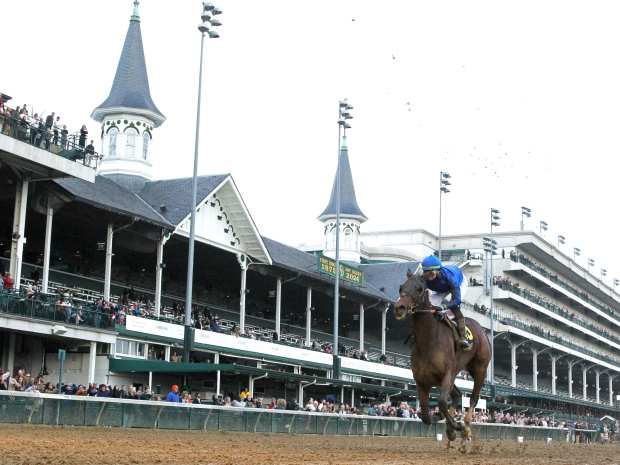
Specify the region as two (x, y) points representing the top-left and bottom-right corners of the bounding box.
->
(0, 391), (592, 442)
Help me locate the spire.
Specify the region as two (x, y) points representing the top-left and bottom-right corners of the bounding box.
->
(318, 136), (367, 222)
(91, 1), (165, 126)
(131, 0), (140, 22)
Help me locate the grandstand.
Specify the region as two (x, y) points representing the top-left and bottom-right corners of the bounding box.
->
(0, 0), (618, 436)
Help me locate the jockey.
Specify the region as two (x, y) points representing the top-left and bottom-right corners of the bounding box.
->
(421, 255), (471, 349)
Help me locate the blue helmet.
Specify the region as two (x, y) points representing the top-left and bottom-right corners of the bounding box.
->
(421, 255), (442, 271)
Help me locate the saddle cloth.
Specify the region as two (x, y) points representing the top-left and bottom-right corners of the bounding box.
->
(439, 310), (474, 351)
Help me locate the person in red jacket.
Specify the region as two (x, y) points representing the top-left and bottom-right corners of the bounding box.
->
(3, 273), (14, 290)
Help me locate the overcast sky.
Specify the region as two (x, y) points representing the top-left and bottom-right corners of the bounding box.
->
(3, 1), (620, 282)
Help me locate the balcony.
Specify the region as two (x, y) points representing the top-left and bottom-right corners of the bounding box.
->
(509, 252), (620, 327)
(0, 106), (100, 175)
(495, 279), (620, 351)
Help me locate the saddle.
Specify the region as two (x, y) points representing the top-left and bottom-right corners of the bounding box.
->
(437, 309), (474, 352)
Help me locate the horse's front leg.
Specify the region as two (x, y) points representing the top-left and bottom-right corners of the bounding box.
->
(438, 374), (462, 432)
(416, 384), (432, 426)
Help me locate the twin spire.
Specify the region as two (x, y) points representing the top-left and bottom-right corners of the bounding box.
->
(318, 136), (367, 223)
(91, 0), (165, 126)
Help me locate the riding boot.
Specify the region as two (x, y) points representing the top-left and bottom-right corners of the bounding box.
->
(457, 318), (472, 349)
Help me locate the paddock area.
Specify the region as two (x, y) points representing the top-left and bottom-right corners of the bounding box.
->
(1, 425), (617, 465)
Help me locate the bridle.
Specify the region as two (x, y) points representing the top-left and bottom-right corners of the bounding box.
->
(397, 288), (438, 317)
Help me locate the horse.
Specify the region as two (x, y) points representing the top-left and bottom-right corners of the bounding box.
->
(393, 269), (491, 443)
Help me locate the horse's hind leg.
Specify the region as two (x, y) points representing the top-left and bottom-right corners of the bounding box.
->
(417, 384), (432, 426)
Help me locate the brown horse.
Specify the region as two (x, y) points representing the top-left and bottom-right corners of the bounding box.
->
(394, 269), (491, 442)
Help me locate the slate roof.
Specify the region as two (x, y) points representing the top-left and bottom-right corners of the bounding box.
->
(262, 237), (394, 301)
(139, 175), (228, 225)
(360, 261), (420, 301)
(318, 139), (367, 222)
(91, 9), (165, 125)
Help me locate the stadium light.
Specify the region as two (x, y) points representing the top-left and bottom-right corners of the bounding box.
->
(332, 98), (354, 380)
(491, 208), (500, 232)
(613, 278), (619, 289)
(482, 236), (498, 386)
(573, 247), (581, 261)
(601, 268), (607, 280)
(587, 258), (595, 273)
(520, 206), (532, 231)
(185, 2), (223, 362)
(438, 171), (451, 260)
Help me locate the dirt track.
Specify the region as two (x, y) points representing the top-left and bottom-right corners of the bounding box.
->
(0, 425), (618, 465)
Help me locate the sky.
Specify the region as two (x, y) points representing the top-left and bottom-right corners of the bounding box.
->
(3, 1), (620, 282)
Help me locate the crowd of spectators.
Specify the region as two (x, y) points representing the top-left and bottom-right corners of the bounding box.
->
(509, 251), (620, 321)
(0, 98), (96, 163)
(495, 276), (620, 346)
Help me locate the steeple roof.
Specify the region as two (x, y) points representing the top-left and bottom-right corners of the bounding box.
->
(318, 137), (367, 222)
(92, 1), (165, 126)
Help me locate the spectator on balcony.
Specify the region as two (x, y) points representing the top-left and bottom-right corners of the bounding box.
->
(79, 124), (88, 149)
(3, 272), (14, 290)
(210, 316), (220, 333)
(52, 116), (61, 145)
(84, 140), (95, 157)
(60, 125), (68, 148)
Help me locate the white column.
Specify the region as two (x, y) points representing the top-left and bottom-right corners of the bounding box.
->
(595, 370), (600, 404)
(609, 375), (614, 406)
(9, 178), (29, 289)
(88, 341), (97, 384)
(7, 332), (16, 383)
(275, 277), (282, 337)
(551, 356), (557, 396)
(532, 348), (538, 392)
(511, 344), (518, 387)
(582, 366), (588, 400)
(340, 386), (345, 403)
(214, 352), (221, 396)
(154, 232), (165, 317)
(249, 375), (255, 398)
(41, 198), (54, 293)
(104, 223), (114, 301)
(238, 255), (247, 334)
(148, 371), (153, 390)
(568, 362), (574, 398)
(164, 346), (171, 362)
(359, 303), (365, 352)
(305, 288), (312, 346)
(351, 388), (355, 408)
(381, 306), (388, 355)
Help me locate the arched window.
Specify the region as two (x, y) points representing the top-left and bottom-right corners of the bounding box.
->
(343, 225), (354, 249)
(125, 127), (138, 158)
(107, 127), (119, 157)
(142, 132), (151, 160)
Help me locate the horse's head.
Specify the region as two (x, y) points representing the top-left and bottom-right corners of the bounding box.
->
(393, 268), (428, 320)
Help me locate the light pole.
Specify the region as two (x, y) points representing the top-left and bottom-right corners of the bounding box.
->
(520, 206), (531, 231)
(557, 234), (566, 249)
(573, 247), (581, 262)
(184, 2), (222, 363)
(601, 268), (607, 282)
(438, 171), (451, 260)
(332, 99), (353, 380)
(483, 236), (498, 386)
(539, 220), (548, 235)
(587, 258), (595, 274)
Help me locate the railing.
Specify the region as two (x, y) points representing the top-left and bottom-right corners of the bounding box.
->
(0, 108), (100, 169)
(496, 280), (620, 347)
(497, 315), (620, 367)
(0, 391), (595, 441)
(510, 252), (620, 322)
(0, 290), (114, 331)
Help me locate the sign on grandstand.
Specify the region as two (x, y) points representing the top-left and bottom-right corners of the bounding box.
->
(318, 255), (363, 285)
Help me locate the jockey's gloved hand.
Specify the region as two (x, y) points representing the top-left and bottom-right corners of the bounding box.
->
(440, 304), (449, 312)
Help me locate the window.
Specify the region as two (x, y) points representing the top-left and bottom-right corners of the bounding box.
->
(116, 338), (145, 358)
(107, 127), (118, 157)
(142, 132), (151, 160)
(343, 225), (354, 249)
(125, 127), (138, 158)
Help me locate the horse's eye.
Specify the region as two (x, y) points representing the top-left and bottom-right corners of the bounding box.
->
(416, 287), (422, 293)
